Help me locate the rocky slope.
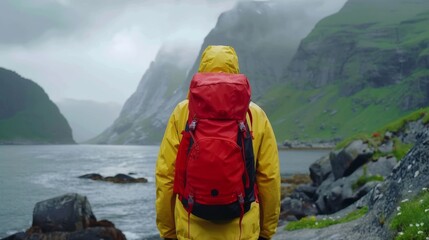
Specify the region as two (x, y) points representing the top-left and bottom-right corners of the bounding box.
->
(91, 45), (196, 144)
(265, 0), (429, 142)
(276, 109), (429, 239)
(93, 0), (340, 145)
(0, 67), (74, 144)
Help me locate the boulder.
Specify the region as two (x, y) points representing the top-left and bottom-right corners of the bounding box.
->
(330, 140), (373, 180)
(281, 197), (317, 219)
(3, 194), (126, 240)
(32, 193), (96, 232)
(309, 155), (332, 186)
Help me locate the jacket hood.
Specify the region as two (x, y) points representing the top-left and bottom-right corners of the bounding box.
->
(198, 45), (240, 74)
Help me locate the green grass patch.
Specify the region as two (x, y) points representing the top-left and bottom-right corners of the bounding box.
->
(352, 165), (384, 191)
(285, 207), (369, 231)
(390, 191), (429, 239)
(352, 172), (384, 191)
(392, 138), (413, 160)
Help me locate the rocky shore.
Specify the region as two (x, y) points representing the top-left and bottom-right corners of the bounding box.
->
(275, 118), (429, 239)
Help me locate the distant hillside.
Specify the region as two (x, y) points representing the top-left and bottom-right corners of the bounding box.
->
(56, 99), (121, 143)
(263, 0), (429, 142)
(0, 67), (74, 144)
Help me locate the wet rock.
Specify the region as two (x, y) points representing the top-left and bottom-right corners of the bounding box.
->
(3, 194), (126, 240)
(1, 232), (25, 240)
(78, 173), (103, 181)
(32, 193), (96, 232)
(79, 173), (148, 183)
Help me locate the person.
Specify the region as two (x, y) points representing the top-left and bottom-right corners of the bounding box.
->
(155, 45), (280, 240)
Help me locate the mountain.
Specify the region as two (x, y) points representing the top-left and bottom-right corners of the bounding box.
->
(0, 67), (74, 144)
(263, 0), (429, 142)
(90, 45), (197, 144)
(56, 99), (121, 143)
(93, 0), (340, 145)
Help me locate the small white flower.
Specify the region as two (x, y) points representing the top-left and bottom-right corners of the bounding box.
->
(420, 199), (424, 203)
(397, 206), (401, 211)
(315, 222), (319, 225)
(421, 222), (424, 226)
(415, 171), (420, 178)
(418, 230), (423, 234)
(397, 212), (402, 216)
(410, 224), (414, 227)
(426, 237), (429, 240)
(416, 223), (420, 227)
(402, 199), (409, 203)
(408, 190), (412, 193)
(423, 187), (428, 191)
(399, 232), (404, 235)
(425, 209), (429, 212)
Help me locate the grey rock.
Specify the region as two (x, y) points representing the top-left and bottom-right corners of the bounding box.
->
(330, 140), (373, 180)
(309, 155), (332, 186)
(378, 140), (393, 153)
(281, 197), (317, 219)
(32, 193), (96, 233)
(78, 173), (103, 180)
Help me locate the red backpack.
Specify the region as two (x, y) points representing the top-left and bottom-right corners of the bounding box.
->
(173, 72), (256, 222)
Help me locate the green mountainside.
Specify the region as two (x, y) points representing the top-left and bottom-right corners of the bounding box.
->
(263, 0), (429, 142)
(0, 67), (74, 144)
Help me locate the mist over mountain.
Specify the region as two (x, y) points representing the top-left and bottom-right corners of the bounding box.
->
(0, 67), (74, 144)
(93, 0), (345, 145)
(91, 44), (198, 144)
(56, 99), (121, 143)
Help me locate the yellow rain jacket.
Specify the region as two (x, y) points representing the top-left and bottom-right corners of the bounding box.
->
(156, 45), (280, 240)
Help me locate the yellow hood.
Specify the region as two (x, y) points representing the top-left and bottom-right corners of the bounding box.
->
(198, 45), (240, 74)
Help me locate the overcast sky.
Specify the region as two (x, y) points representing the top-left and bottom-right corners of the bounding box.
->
(0, 0), (346, 105)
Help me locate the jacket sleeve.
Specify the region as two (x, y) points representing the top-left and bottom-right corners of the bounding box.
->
(155, 104), (182, 239)
(255, 111), (281, 239)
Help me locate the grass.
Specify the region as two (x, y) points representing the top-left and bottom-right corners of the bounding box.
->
(392, 138), (413, 160)
(390, 190), (429, 240)
(352, 172), (384, 191)
(265, 82), (412, 143)
(285, 206), (369, 231)
(331, 107), (429, 153)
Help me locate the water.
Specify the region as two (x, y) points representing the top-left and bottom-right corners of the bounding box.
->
(0, 145), (330, 239)
(279, 149), (331, 176)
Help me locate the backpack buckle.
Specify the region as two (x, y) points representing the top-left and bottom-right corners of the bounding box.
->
(189, 120), (197, 131)
(239, 121), (247, 138)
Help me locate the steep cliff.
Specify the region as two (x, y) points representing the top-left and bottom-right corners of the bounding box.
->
(265, 0), (429, 142)
(0, 67), (74, 144)
(90, 46), (195, 144)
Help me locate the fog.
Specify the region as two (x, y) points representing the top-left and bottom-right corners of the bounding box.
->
(0, 0), (347, 105)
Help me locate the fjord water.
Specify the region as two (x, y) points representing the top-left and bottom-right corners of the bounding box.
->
(0, 145), (329, 239)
